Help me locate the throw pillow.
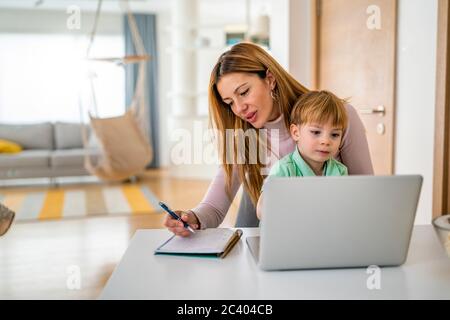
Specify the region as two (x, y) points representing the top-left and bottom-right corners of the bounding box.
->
(0, 139), (22, 153)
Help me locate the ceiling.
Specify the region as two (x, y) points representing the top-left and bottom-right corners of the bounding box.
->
(0, 0), (171, 13)
(0, 0), (271, 23)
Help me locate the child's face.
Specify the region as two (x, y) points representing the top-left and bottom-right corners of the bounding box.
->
(290, 120), (343, 166)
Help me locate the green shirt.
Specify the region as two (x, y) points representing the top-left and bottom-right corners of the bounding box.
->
(268, 147), (348, 177)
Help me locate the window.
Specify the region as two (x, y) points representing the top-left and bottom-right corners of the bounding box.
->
(0, 33), (125, 123)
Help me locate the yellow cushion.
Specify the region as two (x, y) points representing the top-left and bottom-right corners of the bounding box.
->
(0, 139), (22, 153)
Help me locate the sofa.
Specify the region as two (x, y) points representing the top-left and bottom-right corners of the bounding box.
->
(0, 122), (100, 179)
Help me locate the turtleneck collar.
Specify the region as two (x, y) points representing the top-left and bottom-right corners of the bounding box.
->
(263, 113), (291, 139)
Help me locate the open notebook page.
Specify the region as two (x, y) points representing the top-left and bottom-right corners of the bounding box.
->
(157, 228), (237, 254)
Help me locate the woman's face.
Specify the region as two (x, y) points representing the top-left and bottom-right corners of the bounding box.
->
(216, 72), (280, 128)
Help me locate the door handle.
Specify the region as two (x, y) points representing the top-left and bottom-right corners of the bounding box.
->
(359, 105), (385, 116)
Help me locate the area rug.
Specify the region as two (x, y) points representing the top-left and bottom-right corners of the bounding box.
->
(0, 184), (163, 221)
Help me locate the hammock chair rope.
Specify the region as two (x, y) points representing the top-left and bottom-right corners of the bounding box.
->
(80, 0), (153, 181)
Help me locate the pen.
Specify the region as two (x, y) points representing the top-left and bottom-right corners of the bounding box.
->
(159, 201), (195, 234)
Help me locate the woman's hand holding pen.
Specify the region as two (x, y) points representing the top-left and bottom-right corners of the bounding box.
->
(163, 210), (200, 237)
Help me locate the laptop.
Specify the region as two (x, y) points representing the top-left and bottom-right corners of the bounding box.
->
(247, 175), (423, 271)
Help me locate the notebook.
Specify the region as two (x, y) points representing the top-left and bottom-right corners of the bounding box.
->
(155, 228), (243, 258)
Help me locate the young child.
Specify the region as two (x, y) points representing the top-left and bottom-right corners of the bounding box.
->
(256, 90), (349, 219)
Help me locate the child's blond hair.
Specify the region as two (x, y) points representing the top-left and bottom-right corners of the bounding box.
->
(290, 90), (348, 130)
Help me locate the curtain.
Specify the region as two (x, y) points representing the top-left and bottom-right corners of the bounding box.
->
(124, 14), (159, 168)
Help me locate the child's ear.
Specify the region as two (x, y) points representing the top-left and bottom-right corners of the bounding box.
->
(290, 124), (301, 141)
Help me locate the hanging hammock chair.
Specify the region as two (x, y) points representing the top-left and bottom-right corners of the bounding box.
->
(81, 0), (153, 182)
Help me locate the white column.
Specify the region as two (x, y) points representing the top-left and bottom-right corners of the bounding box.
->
(270, 0), (313, 88)
(171, 0), (197, 117)
(395, 0), (438, 224)
(168, 0), (217, 179)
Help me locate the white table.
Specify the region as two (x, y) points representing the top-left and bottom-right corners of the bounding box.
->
(100, 225), (450, 299)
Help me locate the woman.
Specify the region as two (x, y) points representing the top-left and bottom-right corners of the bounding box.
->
(164, 42), (373, 237)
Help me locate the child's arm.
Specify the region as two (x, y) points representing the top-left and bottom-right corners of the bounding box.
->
(256, 192), (263, 220)
(257, 158), (288, 220)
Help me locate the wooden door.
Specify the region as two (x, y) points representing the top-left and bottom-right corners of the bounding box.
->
(316, 0), (397, 174)
(433, 0), (450, 219)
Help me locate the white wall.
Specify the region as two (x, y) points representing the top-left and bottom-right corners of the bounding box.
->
(395, 0), (438, 225)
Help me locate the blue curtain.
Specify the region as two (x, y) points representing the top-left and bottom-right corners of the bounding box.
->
(124, 14), (159, 168)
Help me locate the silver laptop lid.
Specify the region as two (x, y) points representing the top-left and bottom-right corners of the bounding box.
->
(259, 175), (423, 271)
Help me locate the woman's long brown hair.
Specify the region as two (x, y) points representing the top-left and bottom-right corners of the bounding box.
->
(208, 42), (309, 206)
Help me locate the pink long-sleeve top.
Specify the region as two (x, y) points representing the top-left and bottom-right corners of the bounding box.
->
(191, 104), (374, 229)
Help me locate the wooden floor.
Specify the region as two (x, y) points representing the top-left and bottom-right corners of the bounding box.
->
(0, 169), (240, 299)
